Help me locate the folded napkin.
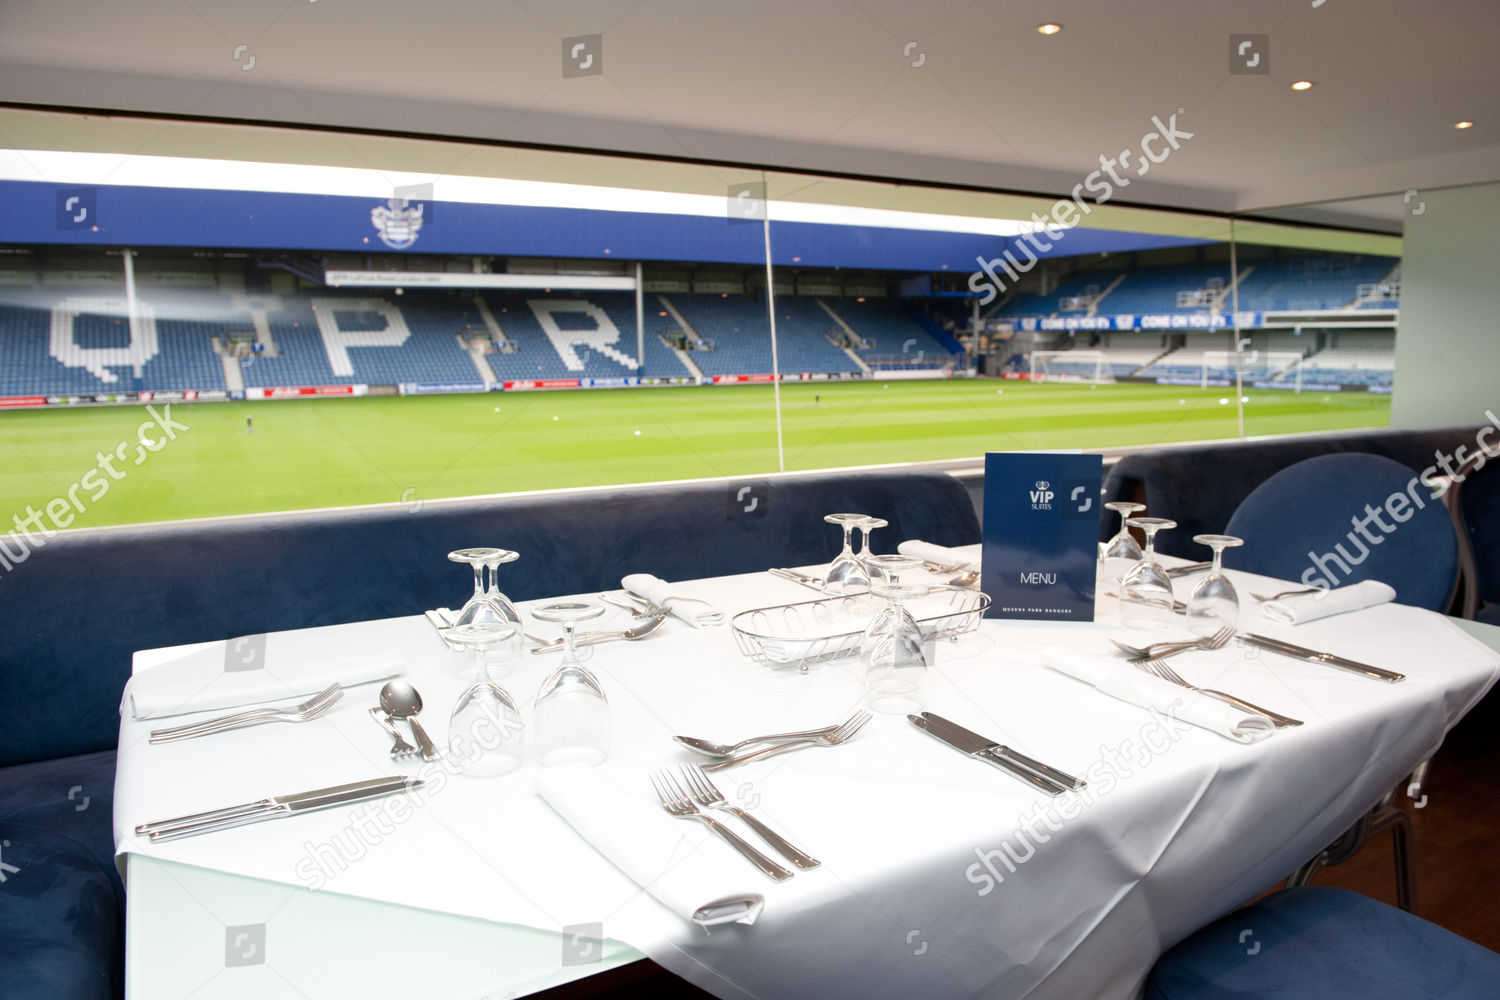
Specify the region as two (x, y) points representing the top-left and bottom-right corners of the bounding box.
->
(1041, 647), (1274, 744)
(1263, 579), (1396, 625)
(123, 636), (402, 720)
(536, 767), (764, 927)
(622, 574), (725, 628)
(897, 540), (978, 572)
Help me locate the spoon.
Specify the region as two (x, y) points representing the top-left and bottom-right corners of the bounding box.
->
(947, 570), (980, 587)
(530, 614), (668, 654)
(380, 681), (440, 760)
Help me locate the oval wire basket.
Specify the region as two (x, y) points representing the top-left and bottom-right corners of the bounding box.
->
(731, 586), (990, 672)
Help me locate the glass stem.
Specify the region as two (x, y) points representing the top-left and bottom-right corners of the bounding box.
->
(1210, 545), (1224, 576)
(471, 564), (485, 603)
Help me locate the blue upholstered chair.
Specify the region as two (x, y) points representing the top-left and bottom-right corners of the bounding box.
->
(1223, 452), (1459, 612)
(1442, 444), (1500, 624)
(1223, 453), (1462, 912)
(1147, 886), (1500, 1000)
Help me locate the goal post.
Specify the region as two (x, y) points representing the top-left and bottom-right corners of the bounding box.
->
(1030, 350), (1110, 384)
(1201, 350), (1304, 392)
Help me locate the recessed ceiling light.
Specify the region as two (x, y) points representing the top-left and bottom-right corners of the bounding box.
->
(1037, 23), (1063, 35)
(1291, 80), (1314, 91)
(1455, 120), (1474, 129)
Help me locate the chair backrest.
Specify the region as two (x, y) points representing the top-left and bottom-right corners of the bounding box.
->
(1223, 453), (1458, 612)
(1445, 445), (1500, 617)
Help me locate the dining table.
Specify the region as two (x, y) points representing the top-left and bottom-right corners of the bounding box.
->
(113, 548), (1500, 1000)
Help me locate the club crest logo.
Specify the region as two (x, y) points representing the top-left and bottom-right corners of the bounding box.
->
(371, 196), (423, 249)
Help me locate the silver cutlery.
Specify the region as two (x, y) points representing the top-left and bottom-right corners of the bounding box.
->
(679, 764), (821, 870)
(674, 721), (847, 758)
(369, 706), (419, 758)
(1134, 658), (1304, 728)
(136, 776), (423, 842)
(530, 614), (668, 654)
(700, 712), (871, 772)
(1165, 561), (1214, 578)
(649, 771), (794, 881)
(909, 712), (1081, 795)
(1239, 633), (1405, 682)
(380, 681), (440, 760)
(1110, 625), (1236, 662)
(947, 570), (981, 588)
(769, 568), (827, 591)
(1251, 587), (1320, 602)
(148, 684), (342, 744)
(1101, 590), (1189, 613)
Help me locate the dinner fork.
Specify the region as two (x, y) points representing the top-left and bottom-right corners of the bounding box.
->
(1251, 586), (1320, 602)
(649, 771), (794, 881)
(1136, 658), (1304, 728)
(149, 684), (343, 743)
(1111, 625), (1236, 661)
(679, 764), (821, 870)
(700, 711), (871, 772)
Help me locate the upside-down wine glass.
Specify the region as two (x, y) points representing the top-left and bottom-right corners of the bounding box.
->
(861, 556), (929, 716)
(1099, 502), (1145, 585)
(1185, 533), (1245, 636)
(446, 622), (525, 777)
(532, 602), (611, 767)
(447, 548), (519, 629)
(1119, 517), (1177, 630)
(822, 513), (871, 595)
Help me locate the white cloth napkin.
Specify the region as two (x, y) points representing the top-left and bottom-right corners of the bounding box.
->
(622, 574), (725, 628)
(535, 767), (765, 927)
(1263, 579), (1396, 625)
(123, 637), (402, 720)
(1041, 647), (1275, 744)
(897, 540), (978, 571)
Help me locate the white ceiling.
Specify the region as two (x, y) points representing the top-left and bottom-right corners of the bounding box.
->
(1, 0), (1496, 231)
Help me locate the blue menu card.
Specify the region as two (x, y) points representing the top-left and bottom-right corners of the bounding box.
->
(982, 452), (1103, 621)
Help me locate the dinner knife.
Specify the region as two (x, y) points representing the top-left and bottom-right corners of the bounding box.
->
(137, 776), (424, 842)
(1165, 562), (1213, 578)
(1240, 633), (1405, 683)
(908, 714), (1076, 795)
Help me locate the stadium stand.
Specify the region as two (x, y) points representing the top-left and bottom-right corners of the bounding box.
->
(1299, 331), (1396, 386)
(1233, 255), (1397, 312)
(825, 298), (953, 367)
(992, 270), (1127, 318)
(1087, 264), (1236, 315)
(667, 294), (862, 376)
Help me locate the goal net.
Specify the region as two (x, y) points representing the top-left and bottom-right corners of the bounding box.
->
(1030, 350), (1110, 384)
(1201, 350), (1304, 392)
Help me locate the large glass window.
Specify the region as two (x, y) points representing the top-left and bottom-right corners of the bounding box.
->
(0, 110), (1398, 528)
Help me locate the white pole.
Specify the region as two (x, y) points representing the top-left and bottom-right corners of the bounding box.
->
(762, 209), (785, 473)
(634, 261), (645, 375)
(1229, 231), (1245, 438)
(123, 248), (139, 383)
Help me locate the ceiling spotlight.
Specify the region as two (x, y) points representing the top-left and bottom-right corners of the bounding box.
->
(1036, 23), (1063, 35)
(1455, 120), (1474, 129)
(1291, 80), (1314, 91)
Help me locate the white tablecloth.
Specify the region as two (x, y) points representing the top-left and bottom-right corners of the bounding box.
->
(114, 557), (1499, 1000)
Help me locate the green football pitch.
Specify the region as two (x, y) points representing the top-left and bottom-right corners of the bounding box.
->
(0, 379), (1390, 529)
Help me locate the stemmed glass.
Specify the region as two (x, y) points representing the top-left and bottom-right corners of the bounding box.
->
(532, 602), (611, 767)
(1119, 517), (1177, 630)
(446, 622), (525, 777)
(861, 559), (929, 716)
(855, 516), (889, 581)
(822, 513), (872, 595)
(448, 548), (520, 629)
(1099, 502), (1145, 584)
(1185, 534), (1245, 635)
